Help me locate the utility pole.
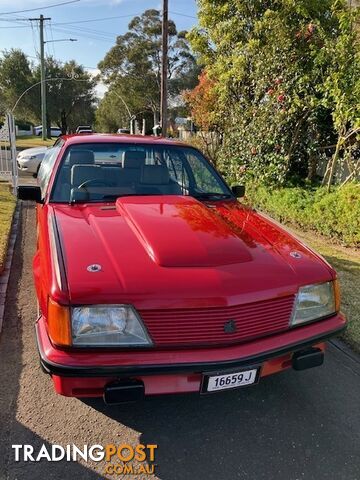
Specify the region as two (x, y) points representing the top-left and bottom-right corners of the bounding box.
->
(160, 0), (168, 136)
(29, 14), (51, 140)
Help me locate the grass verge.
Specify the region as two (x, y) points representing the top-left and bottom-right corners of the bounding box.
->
(246, 183), (360, 247)
(16, 135), (54, 148)
(0, 183), (16, 271)
(287, 226), (360, 354)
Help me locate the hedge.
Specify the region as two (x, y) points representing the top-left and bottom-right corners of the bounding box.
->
(245, 183), (360, 247)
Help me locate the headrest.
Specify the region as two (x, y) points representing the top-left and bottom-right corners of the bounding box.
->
(122, 150), (146, 169)
(69, 149), (95, 166)
(71, 164), (102, 186)
(140, 165), (170, 185)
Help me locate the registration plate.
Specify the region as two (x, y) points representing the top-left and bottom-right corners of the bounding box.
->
(201, 367), (260, 393)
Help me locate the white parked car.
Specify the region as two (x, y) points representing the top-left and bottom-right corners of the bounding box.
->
(17, 146), (48, 174)
(34, 126), (62, 137)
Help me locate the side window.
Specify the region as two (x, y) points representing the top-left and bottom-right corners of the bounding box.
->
(38, 143), (62, 198)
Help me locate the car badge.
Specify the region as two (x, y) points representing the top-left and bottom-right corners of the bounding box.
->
(290, 251), (302, 259)
(224, 319), (237, 333)
(87, 264), (102, 272)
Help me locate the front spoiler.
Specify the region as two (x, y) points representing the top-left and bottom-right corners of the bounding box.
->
(35, 314), (346, 378)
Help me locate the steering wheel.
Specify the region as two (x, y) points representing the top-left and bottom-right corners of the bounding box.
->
(78, 179), (114, 189)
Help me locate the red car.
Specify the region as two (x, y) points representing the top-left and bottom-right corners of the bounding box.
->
(18, 134), (345, 404)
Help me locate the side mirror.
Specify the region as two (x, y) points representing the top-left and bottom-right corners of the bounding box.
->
(17, 185), (42, 203)
(231, 185), (245, 198)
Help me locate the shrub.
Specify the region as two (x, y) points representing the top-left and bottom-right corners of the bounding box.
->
(16, 121), (33, 131)
(246, 183), (360, 246)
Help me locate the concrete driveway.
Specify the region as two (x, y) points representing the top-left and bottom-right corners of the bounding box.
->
(17, 169), (37, 186)
(0, 203), (359, 480)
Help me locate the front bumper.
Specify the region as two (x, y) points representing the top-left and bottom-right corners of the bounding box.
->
(36, 313), (346, 398)
(17, 161), (29, 171)
(17, 158), (39, 173)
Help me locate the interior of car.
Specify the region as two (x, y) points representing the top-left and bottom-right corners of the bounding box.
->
(50, 144), (230, 203)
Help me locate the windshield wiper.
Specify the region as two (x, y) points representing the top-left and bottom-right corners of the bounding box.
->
(192, 192), (233, 200)
(69, 193), (164, 203)
(101, 193), (163, 200)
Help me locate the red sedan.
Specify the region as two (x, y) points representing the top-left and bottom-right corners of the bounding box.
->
(18, 134), (345, 404)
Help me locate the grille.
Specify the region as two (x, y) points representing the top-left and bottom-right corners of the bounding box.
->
(140, 295), (295, 347)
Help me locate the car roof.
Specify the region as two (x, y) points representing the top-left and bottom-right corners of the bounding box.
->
(60, 133), (186, 147)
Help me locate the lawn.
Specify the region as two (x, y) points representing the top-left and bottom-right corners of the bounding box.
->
(16, 135), (55, 149)
(0, 183), (16, 271)
(289, 227), (360, 354)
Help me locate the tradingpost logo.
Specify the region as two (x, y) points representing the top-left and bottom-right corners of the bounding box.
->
(12, 443), (158, 476)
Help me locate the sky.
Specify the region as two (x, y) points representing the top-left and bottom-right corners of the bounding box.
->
(0, 0), (198, 96)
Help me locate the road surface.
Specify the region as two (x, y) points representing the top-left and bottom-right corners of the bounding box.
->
(0, 202), (359, 480)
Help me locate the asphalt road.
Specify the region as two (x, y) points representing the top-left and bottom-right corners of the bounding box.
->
(0, 202), (359, 480)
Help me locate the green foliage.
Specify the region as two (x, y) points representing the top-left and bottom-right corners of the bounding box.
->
(97, 9), (199, 132)
(31, 58), (96, 132)
(322, 2), (360, 135)
(15, 121), (32, 131)
(188, 0), (360, 186)
(0, 49), (33, 118)
(246, 182), (360, 246)
(0, 50), (96, 132)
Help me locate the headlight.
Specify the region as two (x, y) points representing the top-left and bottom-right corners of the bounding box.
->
(290, 281), (339, 326)
(72, 305), (153, 347)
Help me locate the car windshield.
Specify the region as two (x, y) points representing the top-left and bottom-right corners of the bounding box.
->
(50, 143), (233, 203)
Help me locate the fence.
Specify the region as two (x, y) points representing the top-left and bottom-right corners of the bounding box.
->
(0, 113), (18, 190)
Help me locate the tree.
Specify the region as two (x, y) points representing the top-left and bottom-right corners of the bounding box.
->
(188, 0), (359, 186)
(183, 70), (223, 165)
(32, 58), (96, 133)
(321, 3), (360, 188)
(0, 49), (33, 118)
(95, 86), (131, 133)
(0, 50), (96, 133)
(97, 9), (199, 130)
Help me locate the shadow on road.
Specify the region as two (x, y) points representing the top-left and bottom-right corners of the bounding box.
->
(84, 346), (360, 480)
(0, 203), (102, 479)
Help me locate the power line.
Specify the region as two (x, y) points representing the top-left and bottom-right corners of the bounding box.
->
(30, 20), (40, 58)
(170, 11), (197, 19)
(48, 21), (57, 58)
(44, 24), (53, 57)
(58, 24), (117, 38)
(53, 13), (140, 25)
(0, 0), (80, 16)
(0, 24), (33, 29)
(51, 26), (115, 43)
(26, 54), (98, 72)
(0, 17), (29, 22)
(0, 10), (197, 29)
